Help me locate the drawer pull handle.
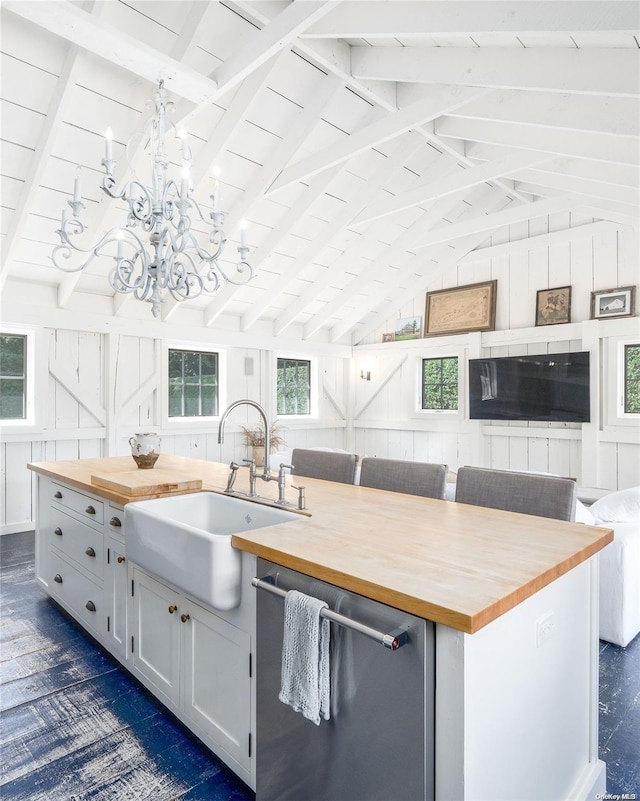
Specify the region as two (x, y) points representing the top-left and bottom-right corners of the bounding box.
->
(54, 527), (63, 536)
(54, 574), (63, 583)
(85, 505), (96, 515)
(180, 613), (190, 623)
(85, 547), (96, 558)
(117, 555), (126, 564)
(110, 516), (122, 527)
(168, 605), (178, 614)
(54, 491), (63, 499)
(85, 600), (96, 612)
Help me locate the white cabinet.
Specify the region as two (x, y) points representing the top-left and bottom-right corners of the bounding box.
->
(105, 506), (127, 659)
(41, 479), (107, 640)
(130, 567), (252, 777)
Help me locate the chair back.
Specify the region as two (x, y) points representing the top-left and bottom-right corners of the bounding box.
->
(455, 466), (577, 521)
(359, 458), (447, 499)
(291, 449), (358, 485)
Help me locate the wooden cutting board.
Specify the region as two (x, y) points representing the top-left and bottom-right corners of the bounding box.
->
(90, 469), (202, 497)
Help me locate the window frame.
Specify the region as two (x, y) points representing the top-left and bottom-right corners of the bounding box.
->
(603, 336), (640, 428)
(622, 341), (640, 417)
(275, 354), (318, 420)
(0, 327), (36, 427)
(420, 355), (460, 413)
(413, 352), (460, 417)
(161, 341), (227, 429)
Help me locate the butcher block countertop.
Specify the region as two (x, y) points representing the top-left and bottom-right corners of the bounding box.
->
(28, 455), (613, 634)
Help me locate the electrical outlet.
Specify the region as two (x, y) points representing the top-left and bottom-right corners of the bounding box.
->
(536, 611), (555, 647)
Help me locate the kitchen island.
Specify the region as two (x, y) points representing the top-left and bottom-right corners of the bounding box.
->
(28, 455), (612, 800)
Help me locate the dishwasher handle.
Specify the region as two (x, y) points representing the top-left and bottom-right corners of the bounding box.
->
(252, 576), (409, 650)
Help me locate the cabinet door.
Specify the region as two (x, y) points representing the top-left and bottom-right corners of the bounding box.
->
(106, 538), (127, 660)
(131, 568), (181, 707)
(183, 601), (252, 773)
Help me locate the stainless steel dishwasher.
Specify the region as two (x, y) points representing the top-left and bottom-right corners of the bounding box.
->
(255, 558), (435, 801)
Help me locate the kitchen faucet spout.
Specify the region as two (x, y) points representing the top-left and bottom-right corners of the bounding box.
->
(217, 399), (271, 478)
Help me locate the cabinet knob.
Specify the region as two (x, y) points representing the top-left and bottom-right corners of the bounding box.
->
(85, 600), (96, 612)
(168, 605), (178, 614)
(54, 573), (63, 583)
(180, 613), (191, 623)
(85, 505), (96, 515)
(54, 527), (63, 536)
(85, 546), (96, 558)
(117, 555), (126, 564)
(54, 491), (63, 499)
(110, 516), (122, 527)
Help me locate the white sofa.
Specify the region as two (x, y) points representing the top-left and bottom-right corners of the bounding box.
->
(580, 487), (640, 648)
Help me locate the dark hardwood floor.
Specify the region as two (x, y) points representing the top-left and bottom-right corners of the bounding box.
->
(1, 530), (639, 798)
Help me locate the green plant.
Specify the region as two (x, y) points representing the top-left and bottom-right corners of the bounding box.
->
(240, 422), (286, 453)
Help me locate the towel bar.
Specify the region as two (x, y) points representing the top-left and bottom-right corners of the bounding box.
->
(252, 576), (409, 650)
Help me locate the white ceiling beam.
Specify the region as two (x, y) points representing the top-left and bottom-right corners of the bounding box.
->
(351, 150), (548, 227)
(352, 47), (640, 98)
(338, 195), (512, 344)
(303, 1), (640, 37)
(466, 145), (640, 190)
(443, 90), (640, 138)
(412, 194), (580, 251)
(1, 49), (79, 290)
(252, 133), (425, 335)
(301, 186), (492, 339)
(203, 166), (345, 327)
(436, 117), (639, 166)
(512, 169), (640, 206)
(580, 203), (640, 228)
(458, 220), (623, 265)
(266, 85), (491, 195)
(3, 0), (219, 104)
(211, 1), (342, 98)
(230, 0), (398, 110)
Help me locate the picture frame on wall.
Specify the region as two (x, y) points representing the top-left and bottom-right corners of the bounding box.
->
(590, 286), (636, 320)
(535, 286), (571, 326)
(394, 316), (421, 341)
(381, 332), (394, 343)
(425, 280), (497, 336)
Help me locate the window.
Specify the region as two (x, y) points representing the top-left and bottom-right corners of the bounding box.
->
(624, 344), (640, 414)
(0, 333), (27, 419)
(168, 348), (219, 418)
(421, 357), (458, 411)
(277, 358), (311, 415)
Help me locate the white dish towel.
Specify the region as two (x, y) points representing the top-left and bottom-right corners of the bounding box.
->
(279, 589), (330, 725)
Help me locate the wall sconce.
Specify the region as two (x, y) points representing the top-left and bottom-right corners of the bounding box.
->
(360, 370), (371, 381)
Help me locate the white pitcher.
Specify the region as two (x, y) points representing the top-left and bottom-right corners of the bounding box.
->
(129, 432), (161, 469)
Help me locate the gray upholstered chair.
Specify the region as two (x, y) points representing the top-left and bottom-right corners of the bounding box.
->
(359, 457), (447, 499)
(291, 449), (358, 485)
(454, 466), (577, 521)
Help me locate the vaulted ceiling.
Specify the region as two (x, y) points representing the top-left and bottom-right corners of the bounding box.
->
(1, 1), (638, 345)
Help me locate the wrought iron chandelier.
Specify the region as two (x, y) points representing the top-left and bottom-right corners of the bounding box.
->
(52, 80), (252, 318)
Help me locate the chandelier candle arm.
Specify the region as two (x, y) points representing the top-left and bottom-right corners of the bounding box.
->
(51, 80), (253, 318)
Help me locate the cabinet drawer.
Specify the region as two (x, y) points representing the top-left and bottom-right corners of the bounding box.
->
(52, 482), (104, 525)
(49, 552), (105, 636)
(107, 505), (124, 539)
(51, 509), (104, 581)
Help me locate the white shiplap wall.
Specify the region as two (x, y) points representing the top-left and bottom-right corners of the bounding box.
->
(353, 216), (640, 489)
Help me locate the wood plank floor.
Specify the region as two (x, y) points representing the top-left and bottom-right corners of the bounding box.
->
(1, 530), (639, 798)
(0, 531), (254, 801)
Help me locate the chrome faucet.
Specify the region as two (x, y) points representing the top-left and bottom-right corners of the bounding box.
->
(218, 399), (272, 479)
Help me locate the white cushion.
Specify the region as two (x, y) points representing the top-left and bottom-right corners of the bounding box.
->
(590, 486), (640, 523)
(574, 500), (596, 525)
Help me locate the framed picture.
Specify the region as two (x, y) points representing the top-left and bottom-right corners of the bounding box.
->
(425, 280), (497, 336)
(394, 316), (421, 341)
(381, 332), (394, 343)
(590, 286), (636, 320)
(536, 286), (571, 326)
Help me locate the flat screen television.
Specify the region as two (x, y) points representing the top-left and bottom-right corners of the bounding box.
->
(468, 351), (590, 422)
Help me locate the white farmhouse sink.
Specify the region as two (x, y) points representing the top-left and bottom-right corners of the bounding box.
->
(125, 492), (298, 610)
